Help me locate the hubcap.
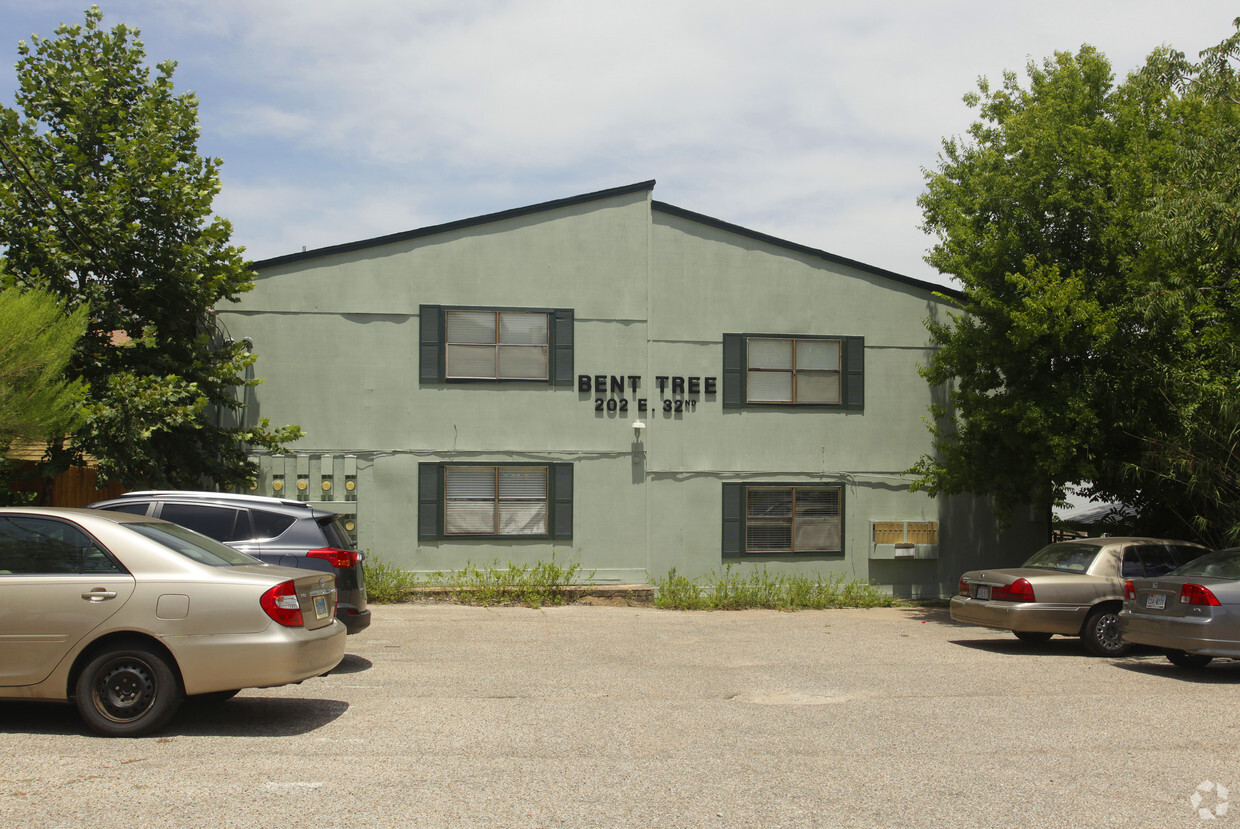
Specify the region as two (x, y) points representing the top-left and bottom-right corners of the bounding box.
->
(92, 659), (157, 723)
(1097, 614), (1123, 651)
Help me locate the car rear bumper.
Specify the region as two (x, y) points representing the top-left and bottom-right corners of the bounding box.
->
(165, 619), (347, 695)
(950, 596), (1089, 635)
(340, 606), (371, 634)
(1119, 611), (1240, 657)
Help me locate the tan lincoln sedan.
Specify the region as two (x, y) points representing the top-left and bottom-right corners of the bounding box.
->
(0, 507), (346, 736)
(952, 537), (1209, 656)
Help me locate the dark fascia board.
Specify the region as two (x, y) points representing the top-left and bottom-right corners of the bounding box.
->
(652, 200), (963, 302)
(251, 180), (658, 269)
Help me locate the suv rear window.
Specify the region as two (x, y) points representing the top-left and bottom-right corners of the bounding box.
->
(319, 515), (356, 549)
(158, 503), (253, 543)
(252, 509), (296, 540)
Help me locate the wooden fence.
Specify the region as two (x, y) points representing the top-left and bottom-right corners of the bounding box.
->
(8, 462), (128, 507)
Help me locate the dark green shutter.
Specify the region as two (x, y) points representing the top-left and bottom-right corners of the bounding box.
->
(722, 483), (744, 555)
(843, 336), (864, 410)
(419, 305), (443, 383)
(722, 334), (745, 409)
(551, 463), (573, 539)
(417, 463), (442, 539)
(551, 309), (574, 387)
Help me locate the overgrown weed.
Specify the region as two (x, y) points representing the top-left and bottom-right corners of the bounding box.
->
(653, 565), (895, 610)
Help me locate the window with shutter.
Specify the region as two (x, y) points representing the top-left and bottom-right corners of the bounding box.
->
(421, 305), (573, 385)
(722, 333), (863, 410)
(419, 463), (572, 540)
(722, 483), (844, 555)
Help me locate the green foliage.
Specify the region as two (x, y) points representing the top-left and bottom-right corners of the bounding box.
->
(913, 22), (1240, 544)
(367, 555), (592, 607)
(363, 556), (422, 604)
(420, 556), (593, 607)
(0, 7), (301, 489)
(1120, 24), (1240, 545)
(653, 566), (895, 610)
(0, 286), (88, 446)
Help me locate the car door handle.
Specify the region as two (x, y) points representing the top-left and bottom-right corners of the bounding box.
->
(82, 589), (118, 602)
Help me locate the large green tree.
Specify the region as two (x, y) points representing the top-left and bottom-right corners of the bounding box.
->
(912, 27), (1240, 544)
(1120, 25), (1240, 544)
(0, 7), (300, 489)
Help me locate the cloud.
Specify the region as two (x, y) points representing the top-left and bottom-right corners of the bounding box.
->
(4, 0), (1239, 284)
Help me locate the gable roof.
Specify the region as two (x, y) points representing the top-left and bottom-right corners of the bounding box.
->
(250, 180), (657, 270)
(650, 201), (960, 300)
(250, 180), (962, 300)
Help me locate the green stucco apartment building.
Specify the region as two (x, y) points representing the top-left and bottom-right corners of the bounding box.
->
(217, 180), (1045, 598)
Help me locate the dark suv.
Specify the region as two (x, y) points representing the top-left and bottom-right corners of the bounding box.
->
(89, 491), (370, 634)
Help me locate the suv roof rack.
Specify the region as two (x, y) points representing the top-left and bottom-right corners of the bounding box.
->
(108, 490), (315, 510)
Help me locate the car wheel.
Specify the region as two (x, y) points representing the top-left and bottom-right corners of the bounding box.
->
(1013, 631), (1052, 644)
(1165, 649), (1213, 670)
(187, 689), (241, 704)
(74, 645), (182, 737)
(1081, 607), (1129, 657)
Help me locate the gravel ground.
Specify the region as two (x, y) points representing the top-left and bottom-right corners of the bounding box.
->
(2, 603), (1237, 828)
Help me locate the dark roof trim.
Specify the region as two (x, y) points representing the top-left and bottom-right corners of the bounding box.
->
(652, 200), (963, 301)
(251, 180), (657, 269)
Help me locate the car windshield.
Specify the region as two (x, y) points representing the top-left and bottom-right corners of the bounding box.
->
(1169, 549), (1240, 580)
(127, 522), (263, 567)
(1021, 542), (1101, 573)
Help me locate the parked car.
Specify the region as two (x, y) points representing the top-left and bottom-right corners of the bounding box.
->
(0, 507), (345, 736)
(952, 537), (1209, 656)
(1119, 547), (1240, 669)
(89, 491), (370, 634)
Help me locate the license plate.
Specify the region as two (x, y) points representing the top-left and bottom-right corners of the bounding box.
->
(976, 585), (991, 601)
(1146, 594), (1167, 610)
(313, 595), (329, 620)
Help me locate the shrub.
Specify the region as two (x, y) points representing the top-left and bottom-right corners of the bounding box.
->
(363, 555), (420, 604)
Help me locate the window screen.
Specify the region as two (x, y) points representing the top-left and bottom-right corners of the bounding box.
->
(741, 486), (842, 554)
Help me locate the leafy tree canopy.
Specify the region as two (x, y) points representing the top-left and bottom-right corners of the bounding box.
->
(0, 283), (87, 448)
(913, 22), (1240, 545)
(0, 7), (301, 489)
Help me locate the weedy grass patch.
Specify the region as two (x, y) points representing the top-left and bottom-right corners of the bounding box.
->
(653, 565), (895, 610)
(365, 555), (593, 608)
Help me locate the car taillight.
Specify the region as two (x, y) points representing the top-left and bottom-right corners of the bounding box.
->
(308, 548), (360, 569)
(1123, 580), (1136, 601)
(260, 580), (304, 627)
(959, 578), (969, 596)
(1179, 583), (1221, 607)
(991, 578), (1035, 603)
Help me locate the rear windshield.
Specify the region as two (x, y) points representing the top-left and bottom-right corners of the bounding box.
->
(1021, 543), (1102, 573)
(1170, 549), (1240, 580)
(127, 522), (263, 567)
(318, 514), (357, 550)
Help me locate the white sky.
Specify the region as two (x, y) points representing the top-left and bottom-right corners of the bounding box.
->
(0, 1), (1237, 286)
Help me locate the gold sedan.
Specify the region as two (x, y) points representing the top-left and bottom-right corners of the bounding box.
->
(0, 507), (346, 736)
(952, 537), (1208, 656)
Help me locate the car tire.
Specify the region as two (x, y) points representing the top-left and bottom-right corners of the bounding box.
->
(74, 644), (182, 737)
(1081, 607), (1130, 657)
(1165, 649), (1213, 670)
(1013, 631), (1053, 644)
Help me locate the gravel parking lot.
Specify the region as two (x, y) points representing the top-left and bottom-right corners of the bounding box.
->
(2, 603), (1237, 828)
